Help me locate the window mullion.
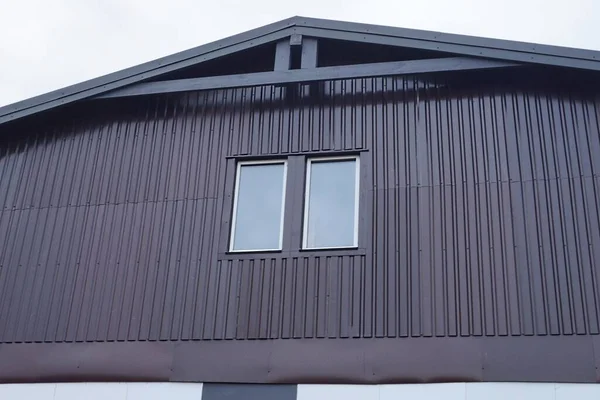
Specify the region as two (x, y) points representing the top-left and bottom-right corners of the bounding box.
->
(281, 154), (306, 252)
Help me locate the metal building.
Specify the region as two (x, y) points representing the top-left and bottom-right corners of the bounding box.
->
(1, 16), (600, 400)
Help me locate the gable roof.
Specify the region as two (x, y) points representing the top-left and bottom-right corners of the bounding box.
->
(2, 16), (600, 126)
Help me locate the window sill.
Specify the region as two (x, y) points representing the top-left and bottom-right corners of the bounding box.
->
(300, 246), (359, 252)
(295, 247), (366, 257)
(225, 249), (283, 255)
(219, 248), (366, 260)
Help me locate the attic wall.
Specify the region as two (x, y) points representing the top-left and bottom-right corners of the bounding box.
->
(317, 38), (450, 67)
(140, 38), (452, 82)
(148, 42), (277, 81)
(0, 70), (600, 383)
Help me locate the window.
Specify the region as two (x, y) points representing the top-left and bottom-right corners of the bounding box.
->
(303, 156), (359, 249)
(230, 160), (287, 252)
(227, 155), (361, 254)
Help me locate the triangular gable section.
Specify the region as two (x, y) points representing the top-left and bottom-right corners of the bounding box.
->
(296, 17), (600, 70)
(2, 16), (600, 125)
(149, 40), (452, 83)
(0, 17), (298, 124)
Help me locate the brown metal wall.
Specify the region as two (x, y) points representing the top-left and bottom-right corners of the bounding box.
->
(1, 70), (600, 382)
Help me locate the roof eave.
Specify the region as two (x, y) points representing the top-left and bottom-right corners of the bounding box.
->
(2, 15), (600, 126)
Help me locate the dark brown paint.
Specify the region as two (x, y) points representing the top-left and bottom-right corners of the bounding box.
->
(0, 337), (596, 383)
(0, 342), (174, 383)
(1, 68), (600, 383)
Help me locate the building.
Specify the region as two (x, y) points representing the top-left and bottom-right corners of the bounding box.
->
(0, 16), (600, 400)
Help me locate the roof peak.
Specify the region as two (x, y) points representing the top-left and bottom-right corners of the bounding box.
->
(2, 16), (600, 125)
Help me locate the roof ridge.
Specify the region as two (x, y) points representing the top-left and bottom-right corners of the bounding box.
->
(2, 16), (600, 125)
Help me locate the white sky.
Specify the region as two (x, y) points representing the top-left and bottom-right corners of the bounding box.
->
(1, 0), (599, 107)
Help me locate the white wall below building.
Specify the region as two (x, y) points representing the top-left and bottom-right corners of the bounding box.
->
(298, 383), (600, 400)
(0, 382), (599, 400)
(0, 382), (204, 400)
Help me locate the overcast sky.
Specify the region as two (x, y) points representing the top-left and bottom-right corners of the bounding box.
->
(1, 0), (599, 107)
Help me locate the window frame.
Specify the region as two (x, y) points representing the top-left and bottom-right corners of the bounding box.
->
(302, 155), (360, 250)
(229, 159), (288, 253)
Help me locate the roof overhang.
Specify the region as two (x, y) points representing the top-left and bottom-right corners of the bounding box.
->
(2, 16), (600, 126)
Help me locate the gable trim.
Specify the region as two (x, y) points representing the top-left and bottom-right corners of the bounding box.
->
(296, 26), (600, 71)
(297, 17), (600, 62)
(0, 20), (297, 125)
(2, 16), (600, 126)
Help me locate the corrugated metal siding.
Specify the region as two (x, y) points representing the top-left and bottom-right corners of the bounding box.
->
(0, 74), (599, 343)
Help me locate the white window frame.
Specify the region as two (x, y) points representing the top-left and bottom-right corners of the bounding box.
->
(302, 155), (360, 250)
(229, 159), (288, 252)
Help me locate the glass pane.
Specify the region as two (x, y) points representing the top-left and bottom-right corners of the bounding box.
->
(305, 159), (357, 248)
(232, 163), (285, 251)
